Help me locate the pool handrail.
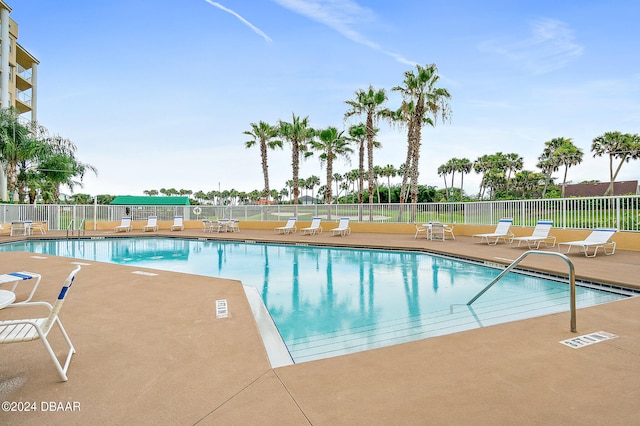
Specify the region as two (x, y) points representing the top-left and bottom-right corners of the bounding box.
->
(467, 250), (577, 333)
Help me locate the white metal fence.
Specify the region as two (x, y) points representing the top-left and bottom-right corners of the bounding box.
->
(1, 195), (638, 232)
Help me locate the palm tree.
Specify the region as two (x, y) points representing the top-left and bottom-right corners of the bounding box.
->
(306, 175), (321, 203)
(373, 165), (383, 203)
(346, 169), (359, 203)
(538, 138), (583, 197)
(37, 148), (97, 202)
(278, 114), (315, 205)
(312, 127), (353, 206)
(437, 162), (451, 197)
(536, 154), (558, 198)
(512, 170), (544, 198)
(473, 155), (492, 199)
(0, 108), (42, 201)
(503, 153), (524, 193)
(391, 64), (451, 204)
(243, 121), (282, 202)
(345, 86), (389, 213)
(332, 172), (344, 202)
(455, 158), (472, 198)
(591, 132), (640, 196)
(555, 138), (583, 197)
(380, 164), (397, 203)
(347, 124), (367, 204)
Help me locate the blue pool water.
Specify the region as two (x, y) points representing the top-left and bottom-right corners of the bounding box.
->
(0, 238), (629, 363)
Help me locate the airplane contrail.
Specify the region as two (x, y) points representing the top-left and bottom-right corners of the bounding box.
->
(204, 0), (273, 42)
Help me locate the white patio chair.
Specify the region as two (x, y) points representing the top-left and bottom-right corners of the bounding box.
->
(472, 218), (514, 245)
(0, 265), (81, 382)
(170, 215), (184, 231)
(301, 217), (323, 235)
(143, 216), (158, 232)
(275, 218), (297, 234)
(414, 223), (429, 239)
(511, 220), (555, 249)
(330, 217), (351, 236)
(115, 217), (132, 232)
(558, 228), (617, 257)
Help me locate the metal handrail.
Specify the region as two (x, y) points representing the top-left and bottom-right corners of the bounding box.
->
(65, 219), (85, 238)
(66, 220), (75, 239)
(467, 250), (577, 333)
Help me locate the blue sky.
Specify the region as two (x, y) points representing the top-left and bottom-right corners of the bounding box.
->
(12, 0), (640, 198)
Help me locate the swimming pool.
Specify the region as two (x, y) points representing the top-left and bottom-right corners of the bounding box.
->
(0, 238), (630, 363)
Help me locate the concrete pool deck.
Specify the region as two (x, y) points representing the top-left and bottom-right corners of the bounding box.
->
(0, 229), (639, 425)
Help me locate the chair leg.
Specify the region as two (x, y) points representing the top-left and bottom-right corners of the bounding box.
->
(40, 318), (75, 381)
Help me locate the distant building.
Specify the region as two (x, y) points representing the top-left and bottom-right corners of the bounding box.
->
(564, 181), (639, 197)
(299, 195), (321, 205)
(0, 1), (40, 200)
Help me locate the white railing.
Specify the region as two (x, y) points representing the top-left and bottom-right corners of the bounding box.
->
(0, 195), (638, 232)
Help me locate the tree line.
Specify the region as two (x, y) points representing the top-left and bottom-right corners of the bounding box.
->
(0, 107), (96, 203)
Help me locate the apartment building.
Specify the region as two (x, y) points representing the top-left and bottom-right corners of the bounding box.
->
(0, 0), (39, 200)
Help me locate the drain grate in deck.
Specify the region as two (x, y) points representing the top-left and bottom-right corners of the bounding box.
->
(560, 331), (617, 349)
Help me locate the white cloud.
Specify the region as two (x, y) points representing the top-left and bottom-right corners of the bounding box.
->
(271, 0), (416, 65)
(479, 18), (584, 74)
(205, 0), (273, 42)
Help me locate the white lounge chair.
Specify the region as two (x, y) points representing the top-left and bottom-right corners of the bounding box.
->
(0, 265), (81, 381)
(143, 216), (158, 232)
(115, 217), (132, 232)
(275, 217), (297, 234)
(473, 218), (514, 245)
(170, 215), (184, 231)
(330, 217), (351, 236)
(511, 220), (555, 249)
(558, 228), (617, 257)
(301, 217), (322, 235)
(11, 221), (32, 236)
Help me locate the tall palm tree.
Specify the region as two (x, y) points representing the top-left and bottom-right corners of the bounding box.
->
(473, 155), (492, 199)
(550, 138), (583, 197)
(391, 64), (451, 204)
(278, 114), (315, 205)
(503, 153), (524, 193)
(591, 132), (639, 196)
(373, 165), (383, 203)
(312, 127), (353, 206)
(0, 108), (41, 201)
(243, 121), (282, 203)
(437, 162), (451, 197)
(345, 86), (389, 212)
(332, 172), (344, 202)
(539, 138), (580, 197)
(455, 158), (473, 198)
(37, 149), (97, 202)
(306, 175), (321, 203)
(347, 123), (367, 204)
(346, 169), (359, 203)
(380, 164), (397, 203)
